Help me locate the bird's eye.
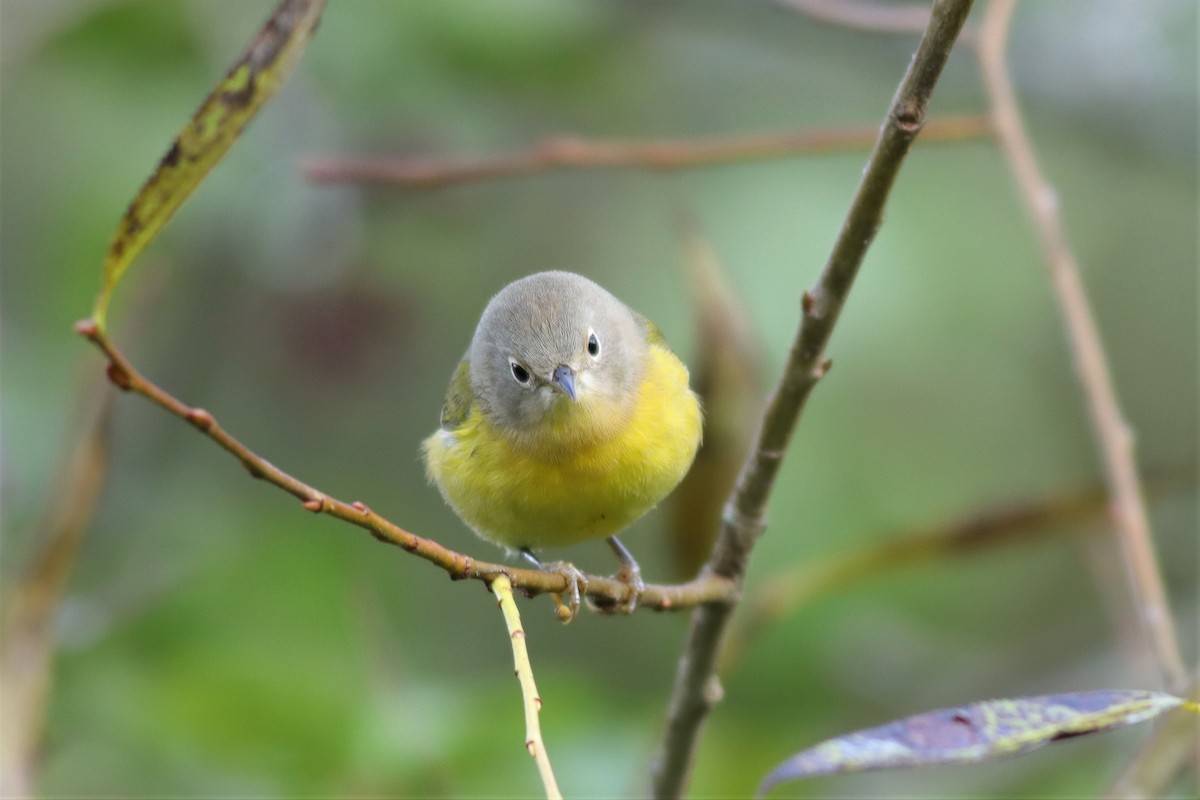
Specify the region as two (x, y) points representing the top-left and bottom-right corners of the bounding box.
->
(509, 360), (531, 384)
(587, 331), (601, 358)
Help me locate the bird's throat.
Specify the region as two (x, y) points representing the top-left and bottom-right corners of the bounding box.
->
(517, 390), (633, 461)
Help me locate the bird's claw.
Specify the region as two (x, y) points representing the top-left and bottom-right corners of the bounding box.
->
(587, 535), (644, 614)
(589, 559), (644, 615)
(614, 559), (645, 614)
(542, 561), (588, 623)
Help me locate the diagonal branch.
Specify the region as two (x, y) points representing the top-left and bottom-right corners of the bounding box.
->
(976, 0), (1186, 694)
(72, 321), (735, 617)
(722, 481), (1120, 675)
(648, 2), (977, 797)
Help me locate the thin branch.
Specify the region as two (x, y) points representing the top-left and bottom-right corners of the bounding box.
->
(778, 0), (980, 46)
(491, 575), (562, 800)
(977, 0), (1186, 693)
(777, 0), (933, 35)
(648, 2), (976, 797)
(72, 321), (735, 616)
(300, 115), (990, 188)
(722, 482), (1113, 674)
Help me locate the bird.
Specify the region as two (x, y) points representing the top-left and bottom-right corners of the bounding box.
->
(422, 271), (702, 618)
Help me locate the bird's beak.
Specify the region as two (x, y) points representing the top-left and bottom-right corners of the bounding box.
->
(551, 364), (578, 402)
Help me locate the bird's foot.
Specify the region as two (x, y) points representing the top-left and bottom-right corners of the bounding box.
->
(589, 536), (644, 615)
(543, 561), (589, 623)
(521, 548), (588, 623)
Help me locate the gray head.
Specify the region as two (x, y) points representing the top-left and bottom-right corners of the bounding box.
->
(469, 271), (648, 436)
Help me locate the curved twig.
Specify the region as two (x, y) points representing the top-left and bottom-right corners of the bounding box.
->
(73, 321), (735, 615)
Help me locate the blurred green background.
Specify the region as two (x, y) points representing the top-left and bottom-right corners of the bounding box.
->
(1, 1), (1195, 797)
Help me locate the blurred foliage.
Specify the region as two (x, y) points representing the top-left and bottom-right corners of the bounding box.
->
(1, 1), (1195, 797)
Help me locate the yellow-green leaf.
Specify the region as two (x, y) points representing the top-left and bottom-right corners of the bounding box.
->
(90, 0), (326, 329)
(759, 690), (1189, 795)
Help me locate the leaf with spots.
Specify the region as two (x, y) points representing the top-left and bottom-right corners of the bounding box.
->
(90, 0), (326, 329)
(758, 690), (1193, 795)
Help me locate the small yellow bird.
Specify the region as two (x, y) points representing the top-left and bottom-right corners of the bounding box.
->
(423, 271), (702, 614)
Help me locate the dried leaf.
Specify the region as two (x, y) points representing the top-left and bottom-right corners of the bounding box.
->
(90, 0), (326, 329)
(759, 690), (1188, 795)
(0, 385), (114, 797)
(667, 219), (764, 578)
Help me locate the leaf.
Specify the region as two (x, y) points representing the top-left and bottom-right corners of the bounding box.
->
(759, 690), (1188, 795)
(90, 0), (326, 329)
(666, 219), (764, 578)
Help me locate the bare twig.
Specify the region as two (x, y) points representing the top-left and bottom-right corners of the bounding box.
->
(977, 0), (1186, 694)
(491, 575), (562, 800)
(648, 2), (976, 796)
(723, 482), (1114, 673)
(777, 0), (933, 35)
(72, 321), (735, 616)
(301, 116), (990, 188)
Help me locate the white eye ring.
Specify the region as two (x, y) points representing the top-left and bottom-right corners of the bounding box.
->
(509, 358), (531, 385)
(586, 330), (600, 358)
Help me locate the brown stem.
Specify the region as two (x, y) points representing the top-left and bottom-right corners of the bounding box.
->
(648, 2), (977, 796)
(976, 0), (1186, 694)
(724, 482), (1115, 673)
(73, 320), (735, 615)
(301, 115), (990, 188)
(778, 0), (935, 35)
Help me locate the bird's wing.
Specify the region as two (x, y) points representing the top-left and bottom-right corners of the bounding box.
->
(439, 356), (474, 431)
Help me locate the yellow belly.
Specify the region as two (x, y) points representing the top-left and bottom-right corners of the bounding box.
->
(423, 346), (702, 550)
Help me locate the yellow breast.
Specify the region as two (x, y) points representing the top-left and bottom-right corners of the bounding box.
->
(423, 345), (702, 550)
